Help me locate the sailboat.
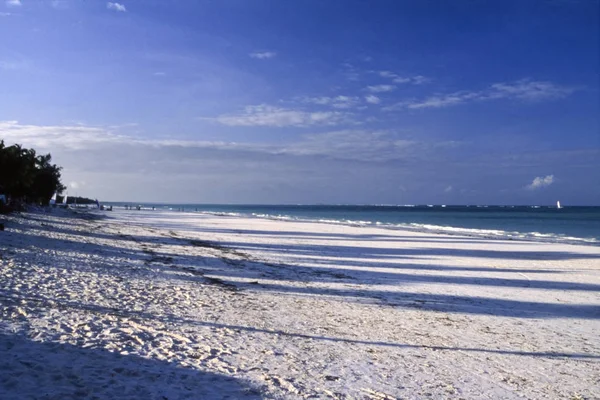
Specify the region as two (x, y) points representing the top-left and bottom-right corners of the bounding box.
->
(556, 201), (562, 209)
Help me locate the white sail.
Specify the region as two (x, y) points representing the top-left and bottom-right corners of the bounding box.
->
(557, 201), (561, 209)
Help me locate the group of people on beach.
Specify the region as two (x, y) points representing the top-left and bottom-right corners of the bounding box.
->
(123, 205), (159, 211)
(120, 205), (199, 212)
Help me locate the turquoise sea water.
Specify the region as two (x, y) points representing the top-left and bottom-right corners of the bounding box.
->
(105, 203), (600, 246)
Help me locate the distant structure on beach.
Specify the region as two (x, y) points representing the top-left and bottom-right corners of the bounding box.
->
(52, 195), (99, 209)
(557, 201), (562, 209)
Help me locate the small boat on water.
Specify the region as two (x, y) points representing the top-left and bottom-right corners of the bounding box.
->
(557, 201), (562, 209)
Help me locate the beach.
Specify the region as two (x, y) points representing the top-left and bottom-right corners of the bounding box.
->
(1, 209), (599, 399)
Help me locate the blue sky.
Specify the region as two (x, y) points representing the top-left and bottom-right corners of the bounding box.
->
(1, 0), (598, 204)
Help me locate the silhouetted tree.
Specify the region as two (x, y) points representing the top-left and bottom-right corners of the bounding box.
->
(0, 140), (65, 206)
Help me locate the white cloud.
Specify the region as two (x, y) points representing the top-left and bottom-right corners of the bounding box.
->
(366, 84), (396, 93)
(153, 71), (166, 76)
(5, 0), (21, 7)
(385, 79), (576, 111)
(0, 12), (12, 16)
(444, 185), (453, 193)
(249, 51), (277, 59)
(107, 2), (126, 12)
(526, 175), (554, 190)
(209, 104), (354, 127)
(365, 95), (381, 104)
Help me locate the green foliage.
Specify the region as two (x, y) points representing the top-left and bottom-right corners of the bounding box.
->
(56, 195), (97, 205)
(0, 140), (66, 205)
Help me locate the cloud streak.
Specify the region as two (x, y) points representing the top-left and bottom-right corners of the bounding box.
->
(366, 84), (396, 93)
(489, 80), (574, 101)
(378, 71), (430, 85)
(0, 120), (126, 150)
(298, 95), (360, 109)
(0, 121), (451, 163)
(282, 130), (425, 162)
(385, 79), (577, 110)
(5, 0), (21, 7)
(249, 51), (277, 59)
(208, 105), (355, 127)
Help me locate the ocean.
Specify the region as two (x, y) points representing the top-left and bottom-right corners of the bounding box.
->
(104, 203), (600, 246)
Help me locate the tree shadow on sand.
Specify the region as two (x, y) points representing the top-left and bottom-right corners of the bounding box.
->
(5, 213), (599, 321)
(213, 238), (600, 261)
(5, 212), (600, 318)
(3, 293), (599, 361)
(0, 332), (262, 399)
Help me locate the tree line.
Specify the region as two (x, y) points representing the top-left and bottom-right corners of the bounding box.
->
(56, 195), (98, 205)
(0, 140), (65, 209)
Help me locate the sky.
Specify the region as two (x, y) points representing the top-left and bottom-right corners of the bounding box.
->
(1, 0), (599, 205)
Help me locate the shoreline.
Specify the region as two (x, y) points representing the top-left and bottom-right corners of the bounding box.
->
(103, 204), (600, 247)
(1, 209), (599, 399)
(202, 211), (600, 246)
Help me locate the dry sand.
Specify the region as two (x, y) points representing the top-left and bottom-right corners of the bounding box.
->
(0, 208), (598, 399)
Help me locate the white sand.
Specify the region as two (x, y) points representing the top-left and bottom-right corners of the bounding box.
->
(1, 208), (599, 399)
